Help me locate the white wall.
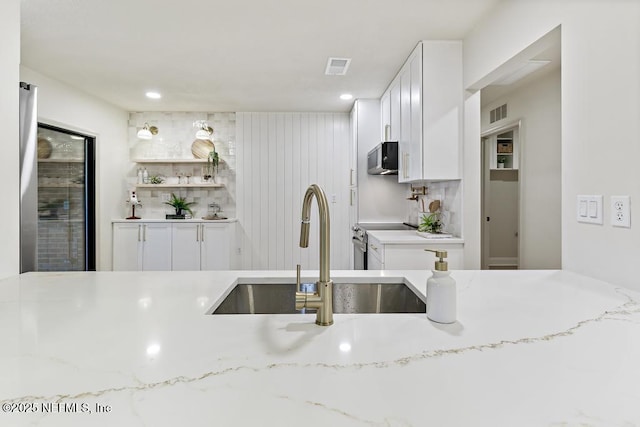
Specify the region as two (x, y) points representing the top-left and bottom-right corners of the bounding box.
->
(20, 67), (129, 271)
(464, 0), (640, 289)
(482, 69), (562, 268)
(0, 0), (20, 278)
(355, 99), (408, 223)
(236, 113), (351, 271)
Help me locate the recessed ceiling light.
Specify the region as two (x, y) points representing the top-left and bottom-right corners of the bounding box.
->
(145, 91), (162, 99)
(340, 94), (353, 100)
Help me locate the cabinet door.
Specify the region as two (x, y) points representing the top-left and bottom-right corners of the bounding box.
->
(172, 223), (201, 271)
(421, 41), (462, 180)
(112, 223), (142, 271)
(399, 66), (412, 183)
(201, 223), (230, 270)
(140, 223), (172, 271)
(384, 244), (463, 270)
(380, 91), (391, 141)
(389, 81), (401, 142)
(367, 235), (385, 270)
(408, 51), (423, 181)
(349, 105), (357, 187)
(367, 249), (383, 270)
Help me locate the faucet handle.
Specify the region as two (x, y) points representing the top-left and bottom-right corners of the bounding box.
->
(296, 264), (301, 291)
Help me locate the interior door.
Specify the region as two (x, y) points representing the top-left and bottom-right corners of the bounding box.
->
(482, 129), (520, 270)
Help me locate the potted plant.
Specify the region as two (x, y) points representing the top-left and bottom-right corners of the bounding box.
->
(149, 175), (164, 184)
(418, 212), (443, 234)
(165, 193), (194, 217)
(497, 156), (506, 168)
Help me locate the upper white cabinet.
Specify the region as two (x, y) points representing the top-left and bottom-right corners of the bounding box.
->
(380, 92), (390, 140)
(381, 41), (463, 182)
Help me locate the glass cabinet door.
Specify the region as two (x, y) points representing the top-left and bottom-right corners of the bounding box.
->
(36, 124), (95, 271)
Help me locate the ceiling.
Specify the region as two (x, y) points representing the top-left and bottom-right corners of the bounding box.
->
(20, 0), (502, 113)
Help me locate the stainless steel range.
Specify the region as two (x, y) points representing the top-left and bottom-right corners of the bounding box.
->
(352, 222), (416, 270)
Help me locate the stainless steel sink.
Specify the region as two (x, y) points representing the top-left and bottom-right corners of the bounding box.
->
(211, 283), (425, 315)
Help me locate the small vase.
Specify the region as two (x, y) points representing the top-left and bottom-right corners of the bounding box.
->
(497, 163), (504, 169)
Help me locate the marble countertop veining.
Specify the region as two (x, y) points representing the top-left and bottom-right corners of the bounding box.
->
(1, 269), (639, 426)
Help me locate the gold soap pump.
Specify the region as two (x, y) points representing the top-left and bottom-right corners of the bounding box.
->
(424, 249), (456, 324)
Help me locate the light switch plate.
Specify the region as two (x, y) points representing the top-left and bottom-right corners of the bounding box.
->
(577, 195), (603, 224)
(611, 195), (631, 228)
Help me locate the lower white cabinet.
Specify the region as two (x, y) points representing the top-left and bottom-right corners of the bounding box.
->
(113, 221), (235, 271)
(367, 242), (383, 270)
(172, 222), (234, 271)
(367, 234), (463, 270)
(112, 222), (172, 271)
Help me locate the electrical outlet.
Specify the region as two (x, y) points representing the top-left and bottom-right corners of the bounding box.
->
(611, 196), (630, 228)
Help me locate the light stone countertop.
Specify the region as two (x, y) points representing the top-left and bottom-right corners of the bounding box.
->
(1, 269), (639, 426)
(366, 229), (464, 244)
(112, 218), (237, 223)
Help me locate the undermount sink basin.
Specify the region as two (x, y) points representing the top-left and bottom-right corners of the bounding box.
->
(211, 282), (425, 315)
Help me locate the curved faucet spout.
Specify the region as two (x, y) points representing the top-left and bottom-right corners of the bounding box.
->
(297, 184), (333, 326)
(299, 184), (330, 283)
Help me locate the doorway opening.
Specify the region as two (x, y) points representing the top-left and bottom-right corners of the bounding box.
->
(481, 124), (520, 270)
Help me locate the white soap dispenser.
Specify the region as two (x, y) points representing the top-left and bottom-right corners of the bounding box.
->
(425, 249), (456, 324)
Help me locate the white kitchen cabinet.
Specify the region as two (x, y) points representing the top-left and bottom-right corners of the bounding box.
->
(380, 91), (390, 140)
(172, 223), (202, 270)
(367, 233), (463, 270)
(172, 222), (235, 271)
(384, 243), (463, 270)
(389, 81), (401, 142)
(201, 222), (235, 270)
(367, 235), (384, 270)
(112, 222), (141, 271)
(114, 221), (236, 271)
(382, 41), (462, 182)
(112, 222), (171, 271)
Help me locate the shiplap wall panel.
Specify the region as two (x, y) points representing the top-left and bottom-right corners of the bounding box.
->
(236, 112), (350, 271)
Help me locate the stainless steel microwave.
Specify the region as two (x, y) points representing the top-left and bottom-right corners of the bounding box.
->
(367, 141), (398, 175)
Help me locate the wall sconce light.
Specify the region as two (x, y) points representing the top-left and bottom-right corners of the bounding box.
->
(137, 123), (159, 140)
(193, 120), (213, 141)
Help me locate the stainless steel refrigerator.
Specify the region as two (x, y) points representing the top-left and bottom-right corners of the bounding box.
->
(19, 82), (96, 273)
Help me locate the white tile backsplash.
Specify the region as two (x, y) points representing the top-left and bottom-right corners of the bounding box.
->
(407, 181), (461, 236)
(125, 112), (236, 220)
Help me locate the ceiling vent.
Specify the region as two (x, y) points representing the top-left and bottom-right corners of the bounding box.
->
(490, 104), (507, 124)
(325, 57), (351, 75)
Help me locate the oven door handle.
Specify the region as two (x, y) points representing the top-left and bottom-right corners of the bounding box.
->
(352, 237), (367, 251)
